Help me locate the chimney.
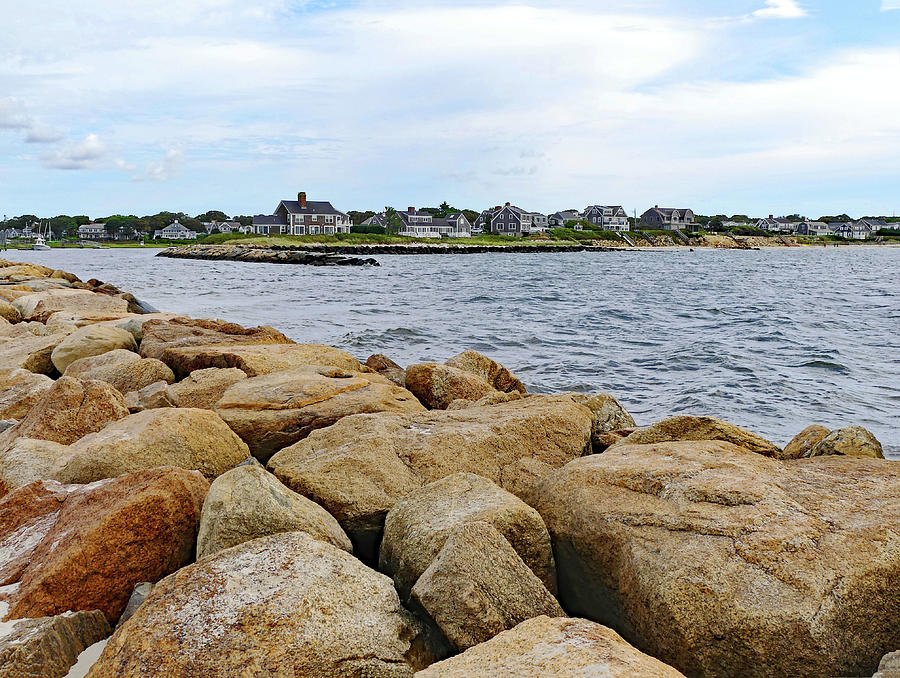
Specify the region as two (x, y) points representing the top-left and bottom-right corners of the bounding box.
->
(298, 192), (307, 208)
(505, 202), (511, 207)
(769, 215), (774, 220)
(408, 207), (415, 213)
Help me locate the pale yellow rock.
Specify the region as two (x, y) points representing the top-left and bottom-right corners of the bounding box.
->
(0, 330), (68, 374)
(0, 437), (71, 496)
(50, 324), (138, 374)
(0, 368), (54, 419)
(805, 425), (884, 459)
(781, 424), (831, 459)
(445, 350), (527, 393)
(404, 363), (498, 409)
(13, 289), (130, 323)
(168, 367), (247, 409)
(0, 299), (21, 323)
(609, 414), (781, 456)
(160, 342), (363, 378)
(64, 349), (175, 394)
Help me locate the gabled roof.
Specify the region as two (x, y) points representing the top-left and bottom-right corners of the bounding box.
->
(278, 200), (347, 217)
(253, 214), (285, 225)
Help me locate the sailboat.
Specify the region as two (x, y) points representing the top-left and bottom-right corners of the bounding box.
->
(31, 221), (51, 250)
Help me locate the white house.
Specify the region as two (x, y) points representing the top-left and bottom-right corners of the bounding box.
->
(77, 223), (108, 240)
(252, 192), (351, 235)
(364, 207), (472, 238)
(154, 220), (198, 240)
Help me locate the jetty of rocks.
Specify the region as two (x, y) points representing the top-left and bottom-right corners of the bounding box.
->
(0, 257), (897, 678)
(158, 244), (381, 266)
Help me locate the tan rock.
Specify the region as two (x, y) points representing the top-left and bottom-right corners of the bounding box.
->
(87, 532), (418, 677)
(380, 473), (556, 601)
(530, 440), (900, 678)
(1, 468), (209, 623)
(270, 396), (590, 562)
(0, 377), (128, 451)
(411, 521), (565, 651)
(565, 393), (636, 452)
(366, 353), (406, 386)
(160, 342), (362, 378)
(196, 463), (351, 559)
(592, 428), (635, 453)
(415, 616), (687, 678)
(805, 425), (884, 459)
(0, 610), (111, 678)
(0, 263), (55, 280)
(168, 367), (247, 409)
(56, 408), (249, 484)
(64, 349), (174, 395)
(445, 350), (526, 393)
(0, 369), (53, 420)
(122, 381), (176, 412)
(610, 414), (781, 456)
(0, 438), (70, 496)
(0, 299), (21, 323)
(50, 325), (137, 374)
(12, 289), (130, 323)
(781, 425), (832, 459)
(44, 310), (138, 335)
(875, 651), (900, 678)
(0, 331), (68, 374)
(0, 479), (70, 585)
(405, 363), (498, 409)
(217, 366), (425, 463)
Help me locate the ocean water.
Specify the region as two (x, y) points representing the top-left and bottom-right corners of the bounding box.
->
(5, 246), (899, 456)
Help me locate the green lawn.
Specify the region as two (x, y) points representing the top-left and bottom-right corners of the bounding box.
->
(205, 232), (593, 247)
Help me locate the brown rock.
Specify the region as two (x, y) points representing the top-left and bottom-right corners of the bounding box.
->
(12, 289), (130, 323)
(0, 299), (21, 323)
(270, 396), (590, 562)
(366, 353), (406, 386)
(610, 414), (781, 456)
(122, 381), (175, 412)
(44, 310), (138, 335)
(196, 463), (352, 558)
(87, 532), (418, 677)
(445, 350), (526, 393)
(875, 651), (900, 678)
(168, 367), (247, 409)
(415, 616), (687, 678)
(1, 468), (209, 623)
(64, 349), (175, 394)
(781, 424), (832, 460)
(0, 377), (128, 451)
(405, 363), (498, 409)
(217, 366), (425, 463)
(0, 438), (70, 497)
(565, 393), (636, 452)
(0, 331), (68, 375)
(380, 473), (556, 601)
(592, 429), (635, 453)
(0, 479), (70, 585)
(411, 521), (565, 651)
(50, 325), (138, 374)
(805, 425), (884, 459)
(0, 610), (111, 678)
(160, 343), (362, 379)
(56, 408), (249, 484)
(530, 441), (900, 678)
(0, 369), (53, 420)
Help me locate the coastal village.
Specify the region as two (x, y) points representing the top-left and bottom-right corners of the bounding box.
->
(2, 190), (897, 245)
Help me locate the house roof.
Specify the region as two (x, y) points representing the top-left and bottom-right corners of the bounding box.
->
(279, 200), (347, 217)
(253, 214), (285, 225)
(647, 207), (693, 216)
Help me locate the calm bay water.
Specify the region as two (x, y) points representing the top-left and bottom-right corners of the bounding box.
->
(6, 246), (899, 456)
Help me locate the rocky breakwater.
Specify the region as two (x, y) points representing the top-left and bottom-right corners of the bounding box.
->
(0, 257), (896, 678)
(158, 243), (380, 266)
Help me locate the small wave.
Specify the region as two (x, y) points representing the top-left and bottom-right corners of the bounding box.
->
(341, 327), (429, 347)
(797, 360), (850, 374)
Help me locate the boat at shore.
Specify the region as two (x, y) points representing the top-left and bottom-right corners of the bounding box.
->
(31, 233), (51, 250)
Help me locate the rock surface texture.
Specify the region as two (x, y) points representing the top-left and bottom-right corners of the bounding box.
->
(196, 463), (352, 558)
(167, 367), (247, 409)
(159, 342), (363, 377)
(530, 440), (900, 678)
(444, 350), (527, 393)
(12, 289), (130, 324)
(49, 324), (138, 374)
(64, 349), (175, 395)
(609, 414), (781, 456)
(804, 425), (884, 459)
(0, 369), (53, 420)
(404, 363), (497, 409)
(269, 396), (591, 560)
(414, 616), (688, 678)
(780, 424), (832, 459)
(87, 532), (420, 677)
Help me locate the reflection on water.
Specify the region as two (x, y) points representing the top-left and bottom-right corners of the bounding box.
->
(7, 246), (899, 456)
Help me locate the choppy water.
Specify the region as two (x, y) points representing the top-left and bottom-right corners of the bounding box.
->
(6, 246), (899, 456)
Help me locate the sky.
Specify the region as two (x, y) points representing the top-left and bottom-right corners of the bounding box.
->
(1, 0), (899, 220)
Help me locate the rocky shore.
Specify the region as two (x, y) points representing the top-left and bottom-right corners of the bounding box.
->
(158, 244), (381, 265)
(0, 257), (898, 678)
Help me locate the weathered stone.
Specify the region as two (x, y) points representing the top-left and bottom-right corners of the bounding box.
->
(138, 317), (293, 375)
(530, 440), (900, 678)
(160, 342), (362, 378)
(270, 395), (591, 561)
(0, 369), (53, 420)
(0, 479), (69, 585)
(122, 381), (175, 412)
(875, 651), (900, 678)
(609, 414), (781, 456)
(196, 464), (351, 559)
(0, 299), (21, 323)
(0, 377), (128, 451)
(56, 408), (249, 484)
(0, 420), (14, 434)
(88, 532), (418, 677)
(12, 289), (130, 324)
(115, 583), (152, 629)
(0, 610), (111, 678)
(0, 331), (67, 375)
(411, 521), (564, 651)
(805, 425), (884, 459)
(64, 349), (175, 394)
(217, 366), (425, 463)
(168, 367), (246, 409)
(380, 473), (556, 601)
(565, 393), (636, 452)
(405, 363), (497, 409)
(366, 353), (406, 386)
(1, 468), (209, 623)
(445, 350), (527, 393)
(0, 438), (70, 496)
(781, 425), (832, 460)
(592, 428), (636, 453)
(414, 616), (688, 678)
(44, 310), (138, 335)
(0, 262), (55, 280)
(50, 325), (137, 374)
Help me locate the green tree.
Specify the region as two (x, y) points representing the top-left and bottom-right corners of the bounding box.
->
(383, 207), (402, 234)
(196, 210), (228, 223)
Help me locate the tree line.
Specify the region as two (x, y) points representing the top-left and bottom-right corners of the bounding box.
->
(0, 211), (253, 239)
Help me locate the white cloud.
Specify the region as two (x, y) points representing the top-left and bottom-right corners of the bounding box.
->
(752, 0), (807, 19)
(24, 125), (64, 143)
(882, 0), (900, 9)
(0, 98), (31, 130)
(42, 133), (109, 169)
(133, 148), (184, 182)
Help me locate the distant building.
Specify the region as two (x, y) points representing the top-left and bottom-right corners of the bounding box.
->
(203, 221), (252, 235)
(640, 206), (696, 231)
(486, 203), (548, 236)
(252, 192), (351, 235)
(154, 220), (198, 240)
(795, 220), (832, 237)
(583, 205), (629, 232)
(77, 223), (108, 240)
(363, 207), (472, 238)
(548, 210), (583, 228)
(755, 216), (801, 233)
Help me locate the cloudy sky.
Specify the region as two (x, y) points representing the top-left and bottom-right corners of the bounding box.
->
(1, 0), (899, 219)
